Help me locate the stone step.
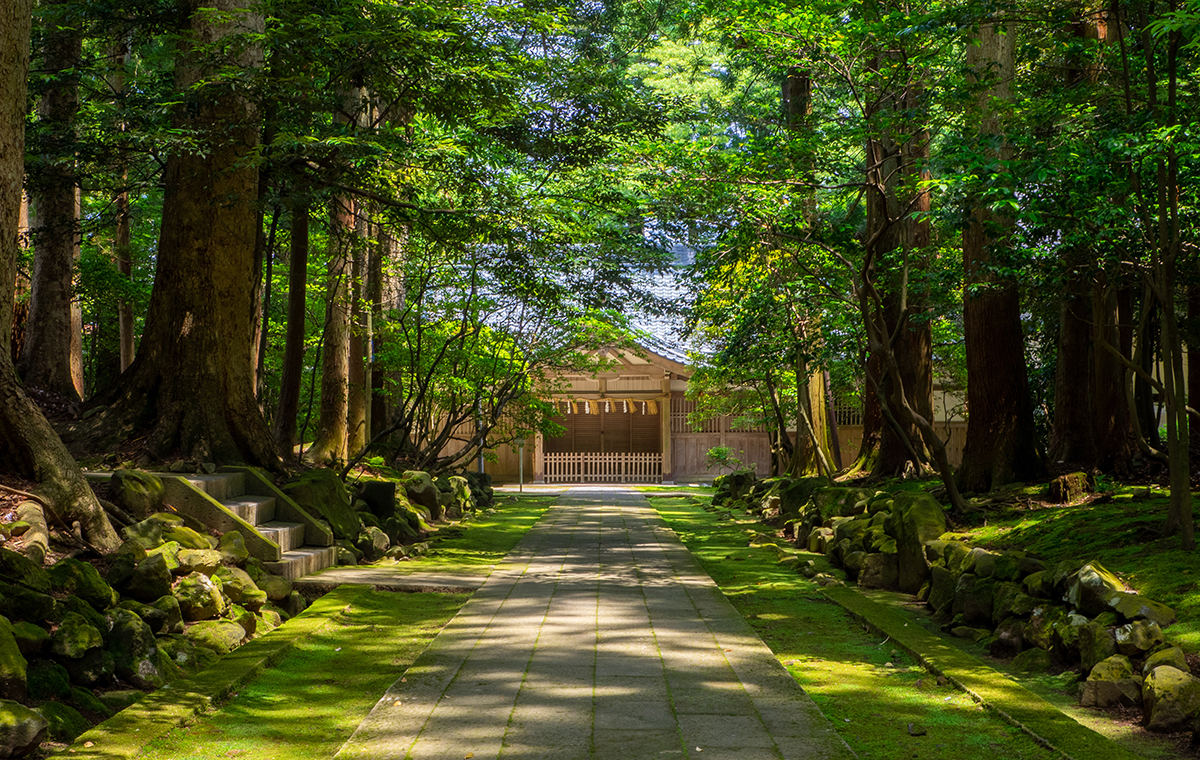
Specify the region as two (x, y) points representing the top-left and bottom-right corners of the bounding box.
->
(257, 521), (306, 553)
(264, 546), (338, 581)
(220, 495), (276, 525)
(182, 473), (246, 502)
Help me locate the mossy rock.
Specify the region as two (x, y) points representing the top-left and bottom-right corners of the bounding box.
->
(812, 486), (875, 518)
(121, 517), (165, 551)
(257, 607), (283, 634)
(952, 574), (994, 626)
(35, 700), (91, 742)
(124, 553), (174, 603)
(163, 525), (213, 551)
(282, 591), (308, 617)
(47, 558), (118, 612)
(62, 597), (109, 639)
(1011, 647), (1052, 673)
(0, 699), (48, 757)
(1146, 646), (1188, 673)
(0, 581), (57, 625)
(146, 541), (182, 574)
(1106, 591), (1176, 628)
(218, 531), (250, 565)
(229, 605), (258, 638)
(1079, 620), (1118, 673)
(67, 686), (112, 719)
(891, 491), (947, 594)
(355, 527), (390, 562)
(256, 573), (292, 603)
(10, 622), (48, 659)
(107, 608), (164, 690)
(282, 469), (361, 540)
(383, 515), (418, 546)
(1115, 619), (1164, 657)
(176, 549), (223, 576)
(0, 618), (27, 702)
(156, 634), (219, 674)
(1064, 561), (1123, 618)
(1143, 666), (1200, 732)
(110, 469), (164, 519)
(0, 548), (50, 593)
(184, 620), (246, 655)
(118, 600), (168, 635)
(214, 567), (266, 609)
(51, 612), (103, 660)
(60, 647), (113, 687)
(173, 572), (226, 621)
(103, 552), (138, 592)
(150, 595), (184, 635)
(242, 558), (265, 583)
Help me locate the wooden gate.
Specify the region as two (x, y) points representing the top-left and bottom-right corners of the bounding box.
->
(543, 452), (663, 483)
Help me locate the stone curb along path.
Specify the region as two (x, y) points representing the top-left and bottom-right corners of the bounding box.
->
(335, 487), (857, 760)
(821, 587), (1142, 760)
(63, 584), (374, 759)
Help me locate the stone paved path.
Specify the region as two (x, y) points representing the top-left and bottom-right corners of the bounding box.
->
(335, 487), (855, 760)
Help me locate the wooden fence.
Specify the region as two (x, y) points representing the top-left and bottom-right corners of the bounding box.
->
(543, 452), (663, 483)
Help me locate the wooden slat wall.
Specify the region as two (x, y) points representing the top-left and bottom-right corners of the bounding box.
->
(671, 395), (772, 481)
(544, 406), (661, 454)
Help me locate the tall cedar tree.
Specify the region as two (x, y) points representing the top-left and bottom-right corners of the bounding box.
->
(67, 0), (279, 468)
(0, 0), (120, 552)
(20, 0), (84, 401)
(956, 19), (1046, 491)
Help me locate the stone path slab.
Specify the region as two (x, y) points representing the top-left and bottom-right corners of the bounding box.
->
(335, 487), (855, 760)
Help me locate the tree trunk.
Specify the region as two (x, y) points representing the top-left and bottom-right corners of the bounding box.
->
(1093, 281), (1136, 471)
(369, 223), (405, 438)
(112, 41), (134, 374)
(19, 0), (83, 402)
(1190, 285), (1200, 455)
(64, 0), (278, 469)
(848, 353), (882, 474)
(862, 51), (934, 480)
(0, 0), (120, 553)
(957, 19), (1045, 492)
(347, 212), (368, 456)
(305, 197), (353, 463)
(272, 197), (308, 459)
(1049, 273), (1097, 467)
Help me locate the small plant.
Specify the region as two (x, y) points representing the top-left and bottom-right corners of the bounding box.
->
(705, 446), (745, 475)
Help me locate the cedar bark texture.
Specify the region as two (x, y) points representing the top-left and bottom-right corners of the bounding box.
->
(65, 0), (278, 469)
(273, 198), (309, 458)
(957, 20), (1045, 491)
(0, 0), (120, 552)
(1049, 275), (1097, 466)
(20, 0), (83, 402)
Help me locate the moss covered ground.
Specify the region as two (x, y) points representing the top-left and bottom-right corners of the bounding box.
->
(134, 494), (552, 759)
(137, 589), (464, 760)
(952, 484), (1200, 650)
(645, 493), (1061, 760)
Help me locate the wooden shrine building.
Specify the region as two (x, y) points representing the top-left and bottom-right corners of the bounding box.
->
(530, 344), (773, 484)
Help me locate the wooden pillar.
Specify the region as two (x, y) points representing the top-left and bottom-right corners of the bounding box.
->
(660, 375), (673, 484)
(533, 431), (544, 483)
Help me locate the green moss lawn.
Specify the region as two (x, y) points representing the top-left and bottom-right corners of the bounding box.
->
(647, 494), (1059, 760)
(137, 493), (552, 759)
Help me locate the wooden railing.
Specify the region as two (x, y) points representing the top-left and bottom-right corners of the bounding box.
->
(543, 452), (663, 483)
